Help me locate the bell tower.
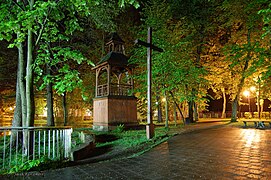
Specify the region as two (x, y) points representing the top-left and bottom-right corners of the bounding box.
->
(92, 33), (137, 131)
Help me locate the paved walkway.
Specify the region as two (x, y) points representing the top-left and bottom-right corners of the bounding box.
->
(4, 123), (271, 179)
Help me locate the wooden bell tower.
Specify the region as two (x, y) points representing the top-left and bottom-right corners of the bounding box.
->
(92, 33), (137, 131)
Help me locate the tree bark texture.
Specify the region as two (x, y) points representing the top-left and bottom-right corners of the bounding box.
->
(12, 70), (22, 146)
(188, 87), (197, 123)
(164, 91), (168, 128)
(156, 88), (162, 123)
(63, 92), (68, 126)
(221, 88), (226, 118)
(193, 102), (198, 121)
(188, 101), (194, 123)
(25, 38), (33, 126)
(18, 35), (26, 127)
(231, 96), (238, 122)
(169, 91), (185, 124)
(173, 103), (177, 126)
(15, 16), (27, 150)
(25, 0), (35, 127)
(46, 63), (55, 126)
(12, 78), (22, 127)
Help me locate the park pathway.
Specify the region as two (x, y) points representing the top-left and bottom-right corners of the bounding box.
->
(3, 123), (271, 179)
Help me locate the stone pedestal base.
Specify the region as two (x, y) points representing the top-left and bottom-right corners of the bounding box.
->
(93, 96), (137, 131)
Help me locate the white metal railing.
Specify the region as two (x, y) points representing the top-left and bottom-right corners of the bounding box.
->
(0, 126), (72, 170)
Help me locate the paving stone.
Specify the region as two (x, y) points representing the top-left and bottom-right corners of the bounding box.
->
(247, 173), (262, 179)
(4, 123), (271, 179)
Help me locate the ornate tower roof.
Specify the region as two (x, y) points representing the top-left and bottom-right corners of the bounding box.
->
(93, 33), (129, 69)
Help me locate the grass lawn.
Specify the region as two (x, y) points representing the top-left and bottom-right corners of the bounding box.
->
(72, 125), (179, 159)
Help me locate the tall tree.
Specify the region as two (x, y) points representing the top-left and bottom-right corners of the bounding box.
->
(131, 0), (189, 124)
(220, 0), (268, 121)
(169, 0), (220, 122)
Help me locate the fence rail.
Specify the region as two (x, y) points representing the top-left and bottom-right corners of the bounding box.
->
(0, 126), (72, 171)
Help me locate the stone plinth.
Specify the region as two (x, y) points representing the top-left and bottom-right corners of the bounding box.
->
(93, 96), (137, 131)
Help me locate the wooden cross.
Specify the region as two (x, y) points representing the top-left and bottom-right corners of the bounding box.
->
(135, 27), (163, 139)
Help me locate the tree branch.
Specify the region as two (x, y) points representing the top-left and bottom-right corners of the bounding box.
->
(35, 17), (47, 46)
(12, 0), (25, 11)
(169, 90), (185, 124)
(35, 2), (55, 46)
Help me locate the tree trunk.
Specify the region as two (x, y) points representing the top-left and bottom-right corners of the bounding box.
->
(11, 69), (22, 146)
(190, 33), (202, 123)
(63, 92), (68, 126)
(26, 36), (34, 126)
(188, 101), (194, 123)
(15, 13), (28, 154)
(18, 36), (26, 127)
(173, 103), (177, 126)
(231, 96), (238, 122)
(231, 29), (251, 122)
(21, 0), (35, 157)
(46, 63), (55, 126)
(169, 91), (185, 124)
(25, 0), (35, 127)
(260, 99), (264, 119)
(188, 87), (197, 123)
(257, 97), (260, 119)
(157, 102), (162, 123)
(15, 27), (24, 128)
(164, 91), (168, 129)
(193, 102), (198, 121)
(221, 88), (226, 118)
(12, 78), (22, 127)
(156, 87), (162, 123)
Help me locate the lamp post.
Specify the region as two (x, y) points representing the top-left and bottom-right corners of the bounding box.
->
(257, 76), (262, 120)
(243, 90), (251, 117)
(253, 75), (262, 119)
(250, 86), (256, 117)
(162, 94), (168, 129)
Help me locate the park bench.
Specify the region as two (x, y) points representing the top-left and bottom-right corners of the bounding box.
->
(242, 119), (271, 128)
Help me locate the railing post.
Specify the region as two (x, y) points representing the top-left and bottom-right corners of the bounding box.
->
(3, 131), (6, 169)
(27, 130), (30, 160)
(63, 128), (72, 159)
(43, 130), (46, 155)
(9, 131), (12, 167)
(0, 126), (73, 171)
(68, 128), (72, 158)
(53, 130), (55, 159)
(38, 130), (41, 159)
(57, 129), (59, 158)
(48, 129), (51, 158)
(33, 130), (35, 160)
(16, 130), (19, 165)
